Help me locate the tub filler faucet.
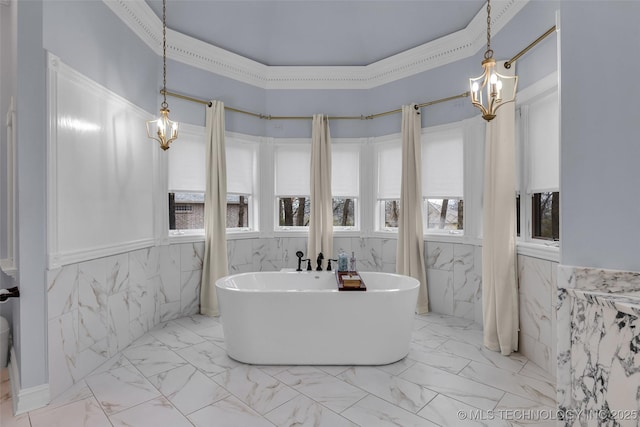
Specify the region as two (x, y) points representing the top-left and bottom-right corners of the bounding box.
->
(295, 251), (312, 271)
(316, 253), (324, 271)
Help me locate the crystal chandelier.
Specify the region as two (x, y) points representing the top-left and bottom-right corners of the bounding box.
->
(469, 0), (518, 121)
(146, 0), (178, 150)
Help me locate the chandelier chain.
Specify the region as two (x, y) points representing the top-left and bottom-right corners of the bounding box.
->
(161, 0), (168, 109)
(484, 0), (494, 60)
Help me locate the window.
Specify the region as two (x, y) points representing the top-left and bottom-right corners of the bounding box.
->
(167, 126), (258, 233)
(225, 135), (257, 231)
(532, 191), (559, 240)
(374, 138), (402, 231)
(331, 142), (360, 229)
(520, 89), (560, 243)
(422, 126), (464, 233)
(274, 141), (311, 230)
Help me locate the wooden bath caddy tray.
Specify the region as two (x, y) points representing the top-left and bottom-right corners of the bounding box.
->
(335, 271), (367, 291)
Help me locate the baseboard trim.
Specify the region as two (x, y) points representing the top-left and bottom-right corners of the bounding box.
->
(8, 346), (50, 415)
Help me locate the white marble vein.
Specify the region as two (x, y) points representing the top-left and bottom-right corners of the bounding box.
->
(85, 364), (160, 415)
(214, 365), (299, 415)
(176, 341), (240, 376)
(438, 339), (526, 373)
(459, 361), (555, 407)
(418, 393), (509, 426)
(189, 395), (274, 427)
(148, 364), (229, 415)
(399, 362), (505, 411)
(276, 366), (367, 413)
(149, 321), (206, 349)
(342, 394), (439, 427)
(265, 394), (358, 427)
(122, 341), (187, 377)
(109, 396), (193, 427)
(338, 366), (438, 413)
(29, 397), (112, 427)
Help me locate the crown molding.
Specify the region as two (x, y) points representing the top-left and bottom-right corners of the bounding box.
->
(104, 0), (528, 90)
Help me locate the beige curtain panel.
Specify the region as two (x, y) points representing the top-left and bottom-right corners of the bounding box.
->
(308, 114), (333, 269)
(482, 61), (519, 355)
(200, 100), (229, 317)
(397, 104), (429, 314)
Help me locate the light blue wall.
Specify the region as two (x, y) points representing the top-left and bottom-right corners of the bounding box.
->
(43, 0), (158, 113)
(0, 0), (15, 329)
(559, 1), (640, 272)
(13, 0), (47, 390)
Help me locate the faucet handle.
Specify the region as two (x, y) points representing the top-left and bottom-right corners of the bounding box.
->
(326, 259), (338, 271)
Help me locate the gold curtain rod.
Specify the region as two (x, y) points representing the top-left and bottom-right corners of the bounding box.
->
(161, 89), (469, 121)
(505, 25), (556, 69)
(161, 25), (557, 119)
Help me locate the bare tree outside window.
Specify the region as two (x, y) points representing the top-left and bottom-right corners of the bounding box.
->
(278, 197), (310, 226)
(532, 191), (559, 240)
(383, 200), (400, 228)
(426, 199), (463, 230)
(332, 197), (355, 227)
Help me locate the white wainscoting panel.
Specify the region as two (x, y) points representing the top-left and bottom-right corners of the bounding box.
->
(47, 54), (159, 268)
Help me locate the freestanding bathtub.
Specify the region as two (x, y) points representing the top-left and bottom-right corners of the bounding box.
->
(215, 271), (419, 365)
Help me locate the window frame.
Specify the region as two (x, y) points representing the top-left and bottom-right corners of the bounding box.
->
(420, 123), (465, 236)
(514, 72), (560, 261)
(167, 127), (260, 239)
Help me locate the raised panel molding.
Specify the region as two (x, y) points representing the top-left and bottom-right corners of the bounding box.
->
(103, 0), (528, 90)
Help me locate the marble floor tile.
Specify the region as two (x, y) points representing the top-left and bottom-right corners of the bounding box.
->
(438, 339), (527, 373)
(29, 397), (111, 427)
(265, 394), (358, 427)
(188, 395), (275, 427)
(1, 397), (31, 427)
(276, 366), (367, 413)
(45, 379), (93, 410)
(0, 367), (11, 402)
(148, 364), (229, 415)
(338, 366), (438, 413)
(316, 365), (352, 376)
(495, 392), (557, 425)
(418, 393), (509, 427)
(375, 357), (416, 376)
(122, 341), (188, 377)
(3, 312), (557, 427)
(109, 396), (193, 427)
(342, 394), (439, 427)
(149, 321), (206, 349)
(407, 346), (471, 374)
(215, 365), (300, 415)
(85, 364), (160, 415)
(399, 362), (505, 411)
(458, 361), (555, 407)
(176, 340), (240, 376)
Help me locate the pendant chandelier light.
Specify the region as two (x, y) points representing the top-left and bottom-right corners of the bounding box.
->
(469, 0), (518, 122)
(147, 0), (178, 150)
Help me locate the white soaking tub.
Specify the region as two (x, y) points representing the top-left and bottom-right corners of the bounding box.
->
(215, 271), (419, 365)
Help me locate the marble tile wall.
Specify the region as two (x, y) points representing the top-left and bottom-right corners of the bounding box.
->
(557, 265), (640, 425)
(425, 242), (483, 324)
(47, 242), (204, 399)
(517, 255), (558, 378)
